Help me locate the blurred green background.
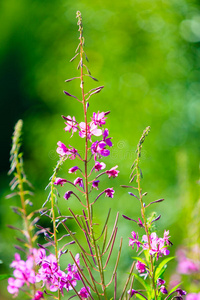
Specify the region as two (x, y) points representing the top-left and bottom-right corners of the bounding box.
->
(0, 0), (200, 298)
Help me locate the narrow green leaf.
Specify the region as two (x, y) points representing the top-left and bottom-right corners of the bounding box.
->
(133, 273), (151, 296)
(155, 256), (175, 280)
(168, 282), (182, 294)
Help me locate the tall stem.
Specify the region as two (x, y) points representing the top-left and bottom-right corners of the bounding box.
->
(77, 11), (107, 299)
(134, 127), (157, 300)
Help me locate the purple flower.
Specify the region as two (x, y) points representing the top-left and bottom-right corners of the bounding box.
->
(128, 289), (138, 297)
(64, 191), (73, 200)
(91, 141), (110, 160)
(160, 285), (168, 294)
(129, 231), (142, 251)
(68, 166), (79, 174)
(92, 111), (107, 126)
(176, 288), (187, 296)
(92, 180), (100, 190)
(32, 291), (44, 300)
(106, 165), (119, 178)
(54, 177), (67, 186)
(157, 278), (165, 286)
(102, 129), (112, 147)
(78, 286), (90, 298)
(64, 115), (78, 137)
(136, 261), (146, 273)
(105, 188), (114, 198)
(94, 161), (106, 172)
(56, 141), (70, 156)
(74, 177), (84, 188)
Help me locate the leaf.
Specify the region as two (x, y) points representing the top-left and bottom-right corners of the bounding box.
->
(168, 282), (182, 294)
(155, 256), (175, 280)
(133, 273), (151, 296)
(0, 274), (11, 281)
(136, 293), (146, 300)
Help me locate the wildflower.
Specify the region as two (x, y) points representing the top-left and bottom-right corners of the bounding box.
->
(79, 122), (102, 140)
(68, 146), (78, 160)
(64, 115), (78, 137)
(78, 286), (90, 298)
(92, 180), (100, 190)
(105, 188), (114, 198)
(102, 128), (112, 146)
(56, 141), (70, 156)
(8, 252), (37, 296)
(74, 177), (84, 188)
(68, 166), (79, 174)
(32, 291), (44, 300)
(91, 111), (107, 126)
(54, 177), (67, 186)
(157, 278), (165, 286)
(94, 161), (106, 172)
(129, 231), (142, 251)
(91, 141), (110, 160)
(128, 289), (138, 297)
(160, 285), (168, 294)
(106, 165), (119, 178)
(64, 191), (73, 200)
(142, 231), (170, 259)
(176, 288), (187, 296)
(136, 261), (146, 273)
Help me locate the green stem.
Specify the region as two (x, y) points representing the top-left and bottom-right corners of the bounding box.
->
(135, 143), (157, 300)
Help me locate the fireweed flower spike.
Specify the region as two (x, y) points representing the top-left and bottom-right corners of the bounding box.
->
(6, 11), (188, 300)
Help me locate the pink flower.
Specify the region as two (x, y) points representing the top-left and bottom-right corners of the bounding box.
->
(186, 293), (200, 300)
(79, 122), (102, 140)
(136, 261), (146, 273)
(74, 177), (84, 188)
(78, 286), (90, 298)
(32, 291), (44, 300)
(105, 188), (114, 198)
(160, 285), (168, 294)
(8, 252), (37, 296)
(92, 180), (100, 190)
(129, 231), (142, 252)
(68, 146), (78, 160)
(64, 191), (73, 200)
(91, 141), (110, 160)
(56, 141), (70, 156)
(64, 115), (78, 137)
(91, 111), (107, 126)
(102, 129), (112, 147)
(142, 231), (170, 259)
(157, 278), (165, 286)
(54, 177), (67, 186)
(68, 166), (79, 174)
(94, 161), (106, 172)
(106, 165), (119, 178)
(128, 289), (138, 297)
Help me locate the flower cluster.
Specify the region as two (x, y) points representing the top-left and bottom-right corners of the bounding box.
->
(7, 249), (40, 297)
(36, 250), (83, 295)
(8, 249), (90, 299)
(54, 110), (119, 202)
(129, 230), (171, 261)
